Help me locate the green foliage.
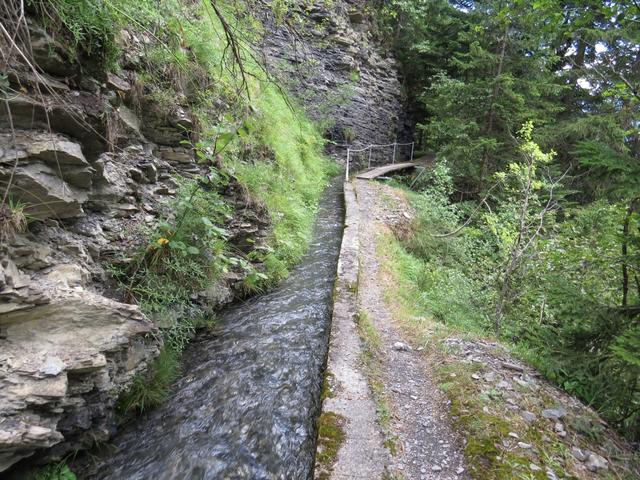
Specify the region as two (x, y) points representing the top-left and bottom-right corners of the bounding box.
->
(231, 86), (338, 287)
(0, 197), (29, 242)
(39, 0), (337, 418)
(25, 462), (76, 480)
(376, 0), (640, 447)
(395, 151), (640, 439)
(28, 0), (165, 69)
(110, 174), (232, 315)
(116, 345), (180, 415)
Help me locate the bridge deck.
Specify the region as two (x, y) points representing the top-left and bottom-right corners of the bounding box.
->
(356, 162), (418, 180)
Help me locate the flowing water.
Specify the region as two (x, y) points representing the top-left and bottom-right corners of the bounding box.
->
(85, 179), (344, 480)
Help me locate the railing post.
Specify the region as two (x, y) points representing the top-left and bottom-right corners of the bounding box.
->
(345, 148), (350, 181)
(368, 147), (372, 168)
(410, 142), (415, 162)
(392, 142), (397, 165)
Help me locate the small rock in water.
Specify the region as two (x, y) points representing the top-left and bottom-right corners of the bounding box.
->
(542, 407), (567, 420)
(393, 341), (412, 352)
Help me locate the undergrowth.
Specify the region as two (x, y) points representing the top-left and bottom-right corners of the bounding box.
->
(24, 461), (76, 480)
(374, 173), (640, 477)
(390, 160), (640, 441)
(108, 174), (234, 314)
(377, 229), (578, 479)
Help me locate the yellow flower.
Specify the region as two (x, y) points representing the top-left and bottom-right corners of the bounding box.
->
(157, 237), (169, 246)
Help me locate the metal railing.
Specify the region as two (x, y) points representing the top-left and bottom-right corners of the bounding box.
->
(344, 141), (415, 181)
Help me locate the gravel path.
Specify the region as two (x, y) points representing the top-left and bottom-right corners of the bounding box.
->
(354, 179), (469, 480)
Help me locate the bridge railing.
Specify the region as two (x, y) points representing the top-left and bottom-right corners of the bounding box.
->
(344, 141), (415, 181)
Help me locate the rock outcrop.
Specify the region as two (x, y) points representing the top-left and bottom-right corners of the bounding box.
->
(0, 21), (269, 472)
(0, 277), (158, 472)
(261, 0), (411, 165)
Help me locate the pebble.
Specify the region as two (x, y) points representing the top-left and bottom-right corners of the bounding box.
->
(520, 411), (537, 422)
(542, 407), (567, 420)
(393, 341), (412, 352)
(456, 466), (465, 474)
(517, 442), (532, 449)
(431, 465), (442, 472)
(502, 361), (525, 372)
(546, 467), (559, 480)
(483, 371), (497, 382)
(508, 432), (519, 439)
(571, 446), (587, 462)
(585, 452), (608, 472)
(497, 380), (511, 389)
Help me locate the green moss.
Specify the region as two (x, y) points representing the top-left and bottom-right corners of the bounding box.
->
(321, 369), (336, 402)
(315, 412), (346, 480)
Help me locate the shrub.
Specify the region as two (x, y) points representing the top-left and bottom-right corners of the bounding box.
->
(25, 462), (76, 480)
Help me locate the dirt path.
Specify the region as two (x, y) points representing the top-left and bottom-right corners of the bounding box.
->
(354, 179), (468, 480)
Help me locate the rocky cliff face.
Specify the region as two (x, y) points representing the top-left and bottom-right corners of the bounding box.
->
(260, 0), (411, 164)
(0, 23), (267, 472)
